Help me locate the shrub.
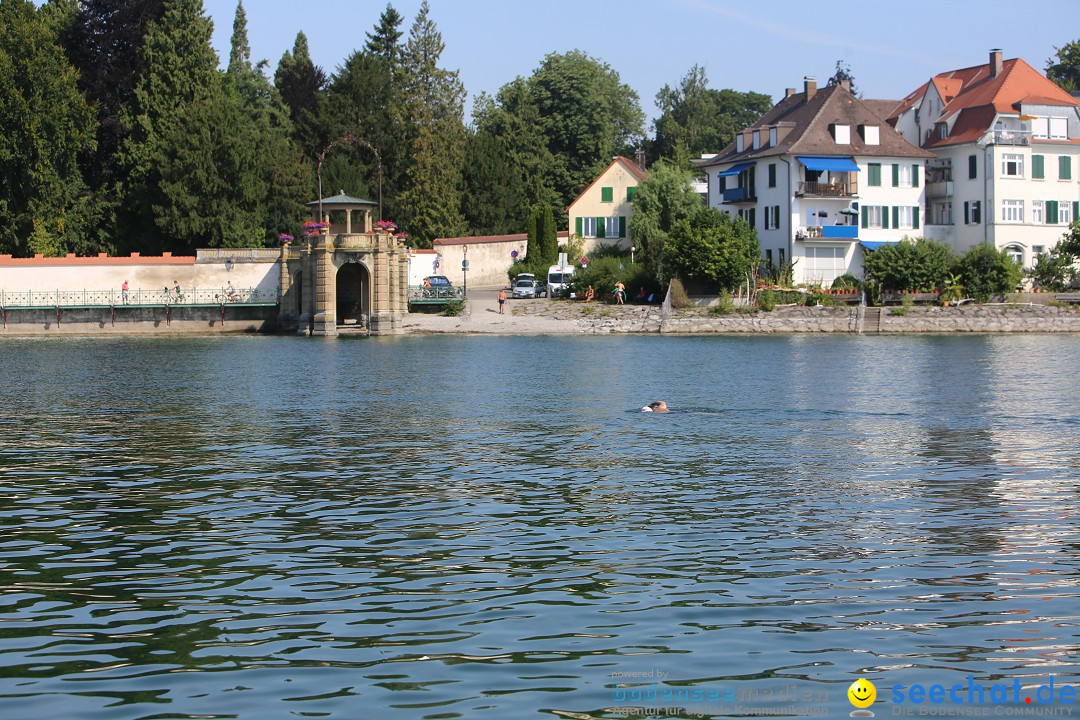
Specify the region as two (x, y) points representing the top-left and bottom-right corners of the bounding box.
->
(709, 294), (735, 315)
(757, 289), (776, 311)
(1028, 249), (1076, 292)
(890, 306), (908, 316)
(831, 274), (861, 291)
(442, 299), (465, 316)
(862, 237), (955, 291)
(901, 293), (914, 308)
(807, 292), (838, 306)
(954, 244), (1024, 302)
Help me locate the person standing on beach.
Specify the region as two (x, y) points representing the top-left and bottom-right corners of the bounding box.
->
(122, 280), (129, 304)
(498, 288), (507, 314)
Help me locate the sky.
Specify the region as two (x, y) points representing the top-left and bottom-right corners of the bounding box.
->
(198, 0), (1078, 127)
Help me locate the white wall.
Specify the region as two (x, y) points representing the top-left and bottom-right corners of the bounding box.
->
(408, 250), (442, 285)
(0, 260), (278, 295)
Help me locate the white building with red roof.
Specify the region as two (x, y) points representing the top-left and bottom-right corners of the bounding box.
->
(888, 50), (1080, 267)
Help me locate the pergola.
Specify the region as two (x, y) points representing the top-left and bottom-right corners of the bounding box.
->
(307, 191), (378, 234)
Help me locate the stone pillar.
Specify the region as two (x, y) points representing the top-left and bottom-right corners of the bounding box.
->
(296, 245), (313, 335)
(368, 249), (392, 335)
(345, 209), (352, 234)
(364, 210), (372, 232)
(311, 234), (338, 337)
(277, 244), (293, 329)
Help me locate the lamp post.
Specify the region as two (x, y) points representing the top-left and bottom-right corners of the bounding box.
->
(462, 245), (469, 298)
(630, 246), (636, 264)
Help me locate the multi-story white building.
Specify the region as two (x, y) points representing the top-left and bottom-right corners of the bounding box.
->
(695, 78), (932, 286)
(888, 50), (1080, 268)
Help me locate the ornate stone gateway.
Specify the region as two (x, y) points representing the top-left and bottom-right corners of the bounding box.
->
(278, 193), (409, 336)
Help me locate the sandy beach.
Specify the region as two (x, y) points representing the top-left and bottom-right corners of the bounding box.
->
(400, 285), (594, 335)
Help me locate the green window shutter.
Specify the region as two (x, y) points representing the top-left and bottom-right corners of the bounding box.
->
(868, 163), (881, 186)
(964, 201), (970, 224)
(1033, 155), (1044, 179)
(1060, 156), (1072, 180)
(861, 205), (869, 228)
(1074, 201), (1079, 220)
(913, 207), (920, 230)
(892, 206), (900, 228)
(881, 206), (889, 229)
(892, 163), (900, 187)
(768, 164), (776, 187)
(973, 201), (981, 224)
(601, 186), (613, 202)
(618, 216), (626, 238)
(627, 186), (637, 201)
(596, 217), (606, 238)
(575, 216), (582, 236)
(1047, 201), (1059, 225)
(968, 155), (977, 179)
(912, 165), (920, 187)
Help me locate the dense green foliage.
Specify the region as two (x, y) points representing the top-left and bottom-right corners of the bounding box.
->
(568, 256), (656, 302)
(954, 243), (1024, 302)
(665, 208), (759, 291)
(627, 161), (706, 280)
(862, 238), (955, 292)
(1028, 248), (1076, 292)
(650, 66), (772, 166)
(1047, 40), (1080, 93)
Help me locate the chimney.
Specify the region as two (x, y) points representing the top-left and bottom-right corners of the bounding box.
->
(840, 78), (851, 92)
(990, 48), (1003, 78)
(785, 87), (796, 99)
(804, 76), (817, 102)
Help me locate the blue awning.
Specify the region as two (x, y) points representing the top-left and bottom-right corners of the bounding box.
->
(716, 162), (753, 177)
(798, 156), (860, 172)
(860, 241), (896, 251)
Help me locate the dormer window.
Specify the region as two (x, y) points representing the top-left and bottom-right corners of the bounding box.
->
(753, 131), (761, 150)
(937, 123), (947, 140)
(832, 124), (850, 144)
(860, 125), (880, 145)
(769, 127), (777, 147)
(736, 134), (744, 152)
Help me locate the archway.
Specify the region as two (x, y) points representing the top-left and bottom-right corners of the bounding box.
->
(336, 262), (370, 327)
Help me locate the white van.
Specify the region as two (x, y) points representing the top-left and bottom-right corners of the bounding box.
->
(547, 264), (574, 298)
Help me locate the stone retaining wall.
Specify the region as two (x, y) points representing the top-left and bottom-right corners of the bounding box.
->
(0, 305), (278, 335)
(515, 300), (1080, 334)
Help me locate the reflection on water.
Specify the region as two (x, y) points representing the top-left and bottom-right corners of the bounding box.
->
(1, 334), (1079, 719)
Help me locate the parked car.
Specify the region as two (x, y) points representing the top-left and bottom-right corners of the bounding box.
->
(513, 273), (546, 297)
(424, 275), (453, 287)
(512, 278), (539, 298)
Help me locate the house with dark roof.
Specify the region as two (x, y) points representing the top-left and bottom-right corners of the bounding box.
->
(888, 50), (1080, 268)
(695, 77), (932, 287)
(568, 156), (647, 253)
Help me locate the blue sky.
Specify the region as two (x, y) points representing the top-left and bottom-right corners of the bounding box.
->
(204, 0), (1077, 125)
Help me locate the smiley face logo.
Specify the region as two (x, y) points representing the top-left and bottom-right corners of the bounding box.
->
(847, 678), (876, 709)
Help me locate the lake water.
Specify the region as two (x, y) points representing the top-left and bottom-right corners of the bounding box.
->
(1, 333), (1079, 719)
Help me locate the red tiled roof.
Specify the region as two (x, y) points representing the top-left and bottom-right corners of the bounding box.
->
(901, 57), (1080, 148)
(433, 231), (568, 246)
(567, 156), (647, 210)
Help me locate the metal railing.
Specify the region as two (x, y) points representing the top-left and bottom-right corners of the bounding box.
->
(0, 287), (278, 308)
(989, 131), (1030, 146)
(797, 180), (857, 197)
(407, 285), (465, 303)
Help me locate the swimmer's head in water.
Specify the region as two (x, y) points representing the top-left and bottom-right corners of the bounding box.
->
(643, 400), (669, 413)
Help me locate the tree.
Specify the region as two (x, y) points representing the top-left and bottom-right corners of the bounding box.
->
(274, 31), (328, 159)
(665, 207), (759, 290)
(395, 1), (467, 246)
(1028, 247), (1076, 291)
(365, 3), (404, 65)
(1047, 40), (1080, 93)
(954, 243), (1024, 302)
(826, 60), (859, 96)
(116, 0), (221, 252)
(462, 129), (523, 235)
(862, 237), (954, 291)
(627, 160), (704, 280)
(0, 0), (96, 256)
(651, 65), (772, 166)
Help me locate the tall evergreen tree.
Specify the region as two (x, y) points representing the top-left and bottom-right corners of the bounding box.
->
(274, 31), (328, 159)
(364, 3), (404, 65)
(116, 0), (219, 252)
(228, 0), (250, 74)
(0, 0), (96, 256)
(462, 129), (523, 235)
(396, 0), (466, 246)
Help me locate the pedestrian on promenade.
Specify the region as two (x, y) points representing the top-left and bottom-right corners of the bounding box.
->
(122, 280), (129, 304)
(498, 288), (507, 314)
(614, 281), (626, 304)
(174, 281), (182, 301)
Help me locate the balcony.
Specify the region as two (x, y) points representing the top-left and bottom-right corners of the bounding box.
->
(723, 187), (755, 203)
(796, 226), (858, 240)
(989, 131), (1030, 146)
(927, 180), (954, 198)
(796, 180), (857, 197)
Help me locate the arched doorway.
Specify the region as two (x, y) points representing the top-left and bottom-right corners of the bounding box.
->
(1005, 244), (1025, 266)
(336, 262), (370, 327)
